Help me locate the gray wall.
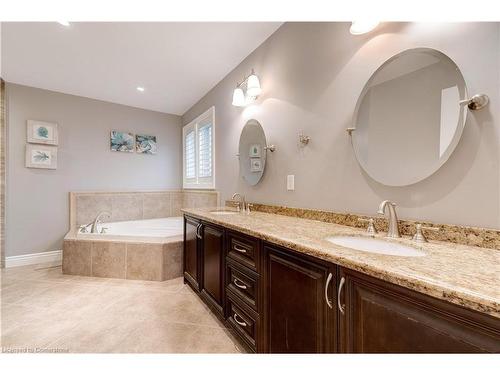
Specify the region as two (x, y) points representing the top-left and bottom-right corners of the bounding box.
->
(6, 83), (182, 257)
(183, 22), (500, 229)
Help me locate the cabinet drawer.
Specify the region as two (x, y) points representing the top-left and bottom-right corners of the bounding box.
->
(226, 290), (260, 352)
(227, 231), (260, 272)
(226, 258), (259, 311)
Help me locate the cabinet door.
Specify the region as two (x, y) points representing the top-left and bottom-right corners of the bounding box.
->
(264, 244), (336, 353)
(201, 223), (225, 315)
(339, 268), (500, 353)
(183, 216), (200, 291)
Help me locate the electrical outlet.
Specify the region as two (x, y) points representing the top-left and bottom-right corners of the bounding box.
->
(287, 175), (295, 191)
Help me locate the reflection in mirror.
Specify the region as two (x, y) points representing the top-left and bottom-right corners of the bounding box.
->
(352, 48), (468, 186)
(239, 119), (267, 186)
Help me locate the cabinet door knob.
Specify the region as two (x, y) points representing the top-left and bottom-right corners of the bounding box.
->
(325, 272), (333, 309)
(233, 313), (247, 327)
(338, 277), (346, 315)
(233, 244), (247, 253)
(233, 278), (248, 290)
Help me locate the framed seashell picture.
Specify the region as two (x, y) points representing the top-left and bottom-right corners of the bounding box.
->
(25, 144), (58, 169)
(27, 120), (58, 145)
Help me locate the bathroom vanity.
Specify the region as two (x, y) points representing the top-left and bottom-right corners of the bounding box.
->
(182, 208), (500, 353)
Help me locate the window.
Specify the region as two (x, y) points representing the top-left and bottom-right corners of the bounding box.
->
(183, 107), (215, 189)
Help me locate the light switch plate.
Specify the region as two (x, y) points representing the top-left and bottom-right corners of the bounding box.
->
(287, 175), (295, 191)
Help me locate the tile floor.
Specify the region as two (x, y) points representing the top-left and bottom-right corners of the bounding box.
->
(1, 263), (243, 353)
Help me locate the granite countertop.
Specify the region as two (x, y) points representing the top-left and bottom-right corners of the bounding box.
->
(182, 207), (500, 318)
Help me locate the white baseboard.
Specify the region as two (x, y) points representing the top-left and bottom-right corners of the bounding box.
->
(5, 250), (62, 268)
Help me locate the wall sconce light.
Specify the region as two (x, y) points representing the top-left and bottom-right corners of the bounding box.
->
(350, 21), (380, 35)
(232, 69), (262, 107)
(232, 87), (246, 107)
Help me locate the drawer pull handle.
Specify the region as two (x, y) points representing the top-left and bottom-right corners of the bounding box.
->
(233, 244), (247, 253)
(233, 278), (247, 290)
(325, 272), (333, 309)
(338, 276), (346, 315)
(233, 313), (247, 327)
(196, 223), (202, 239)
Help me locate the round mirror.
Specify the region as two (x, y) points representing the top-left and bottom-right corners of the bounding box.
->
(239, 119), (267, 186)
(352, 48), (468, 186)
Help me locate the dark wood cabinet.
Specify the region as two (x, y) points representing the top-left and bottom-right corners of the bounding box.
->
(184, 215), (500, 354)
(200, 223), (225, 316)
(183, 216), (201, 291)
(339, 268), (500, 353)
(263, 244), (336, 353)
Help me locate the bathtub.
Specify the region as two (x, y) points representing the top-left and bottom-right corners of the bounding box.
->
(64, 216), (184, 281)
(78, 217), (184, 238)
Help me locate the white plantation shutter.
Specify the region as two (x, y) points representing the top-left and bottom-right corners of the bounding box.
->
(183, 107), (215, 189)
(198, 123), (212, 178)
(185, 130), (196, 179)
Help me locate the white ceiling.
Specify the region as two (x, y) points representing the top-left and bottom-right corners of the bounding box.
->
(1, 22), (282, 115)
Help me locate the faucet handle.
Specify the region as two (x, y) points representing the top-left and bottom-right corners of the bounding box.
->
(358, 218), (377, 236)
(412, 223), (439, 243)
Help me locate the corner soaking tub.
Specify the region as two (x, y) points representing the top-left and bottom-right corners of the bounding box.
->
(79, 217), (184, 238)
(63, 217), (184, 281)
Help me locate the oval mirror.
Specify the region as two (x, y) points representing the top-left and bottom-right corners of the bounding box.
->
(352, 48), (468, 186)
(239, 119), (267, 186)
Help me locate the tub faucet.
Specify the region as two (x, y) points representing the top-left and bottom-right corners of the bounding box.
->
(377, 200), (401, 238)
(231, 193), (245, 212)
(91, 211), (111, 233)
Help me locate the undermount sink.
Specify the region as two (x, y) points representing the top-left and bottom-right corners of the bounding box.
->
(325, 236), (426, 257)
(209, 210), (238, 215)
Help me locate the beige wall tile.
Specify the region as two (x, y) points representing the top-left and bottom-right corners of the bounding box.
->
(162, 242), (183, 280)
(62, 240), (91, 276)
(182, 191), (219, 210)
(91, 242), (126, 279)
(143, 192), (171, 219)
(171, 192), (184, 216)
(126, 243), (163, 281)
(76, 195), (112, 225)
(111, 194), (143, 222)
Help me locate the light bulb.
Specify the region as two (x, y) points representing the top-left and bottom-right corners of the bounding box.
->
(232, 87), (245, 107)
(246, 73), (262, 97)
(349, 21), (379, 35)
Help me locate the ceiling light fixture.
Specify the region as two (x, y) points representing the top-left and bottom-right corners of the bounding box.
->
(232, 69), (262, 107)
(350, 21), (380, 35)
(136, 87), (145, 92)
(57, 21), (70, 26)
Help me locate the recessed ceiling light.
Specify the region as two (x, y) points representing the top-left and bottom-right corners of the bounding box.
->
(57, 21), (70, 27)
(350, 21), (380, 35)
(136, 87), (145, 92)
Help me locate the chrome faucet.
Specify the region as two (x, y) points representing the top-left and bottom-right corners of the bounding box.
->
(377, 200), (401, 238)
(231, 193), (246, 212)
(91, 211), (111, 233)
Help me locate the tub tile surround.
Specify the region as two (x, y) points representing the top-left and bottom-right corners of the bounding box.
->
(227, 201), (500, 251)
(63, 190), (216, 281)
(71, 190), (219, 226)
(184, 207), (500, 318)
(63, 239), (182, 281)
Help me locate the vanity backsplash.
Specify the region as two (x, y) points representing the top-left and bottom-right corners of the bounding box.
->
(227, 201), (500, 251)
